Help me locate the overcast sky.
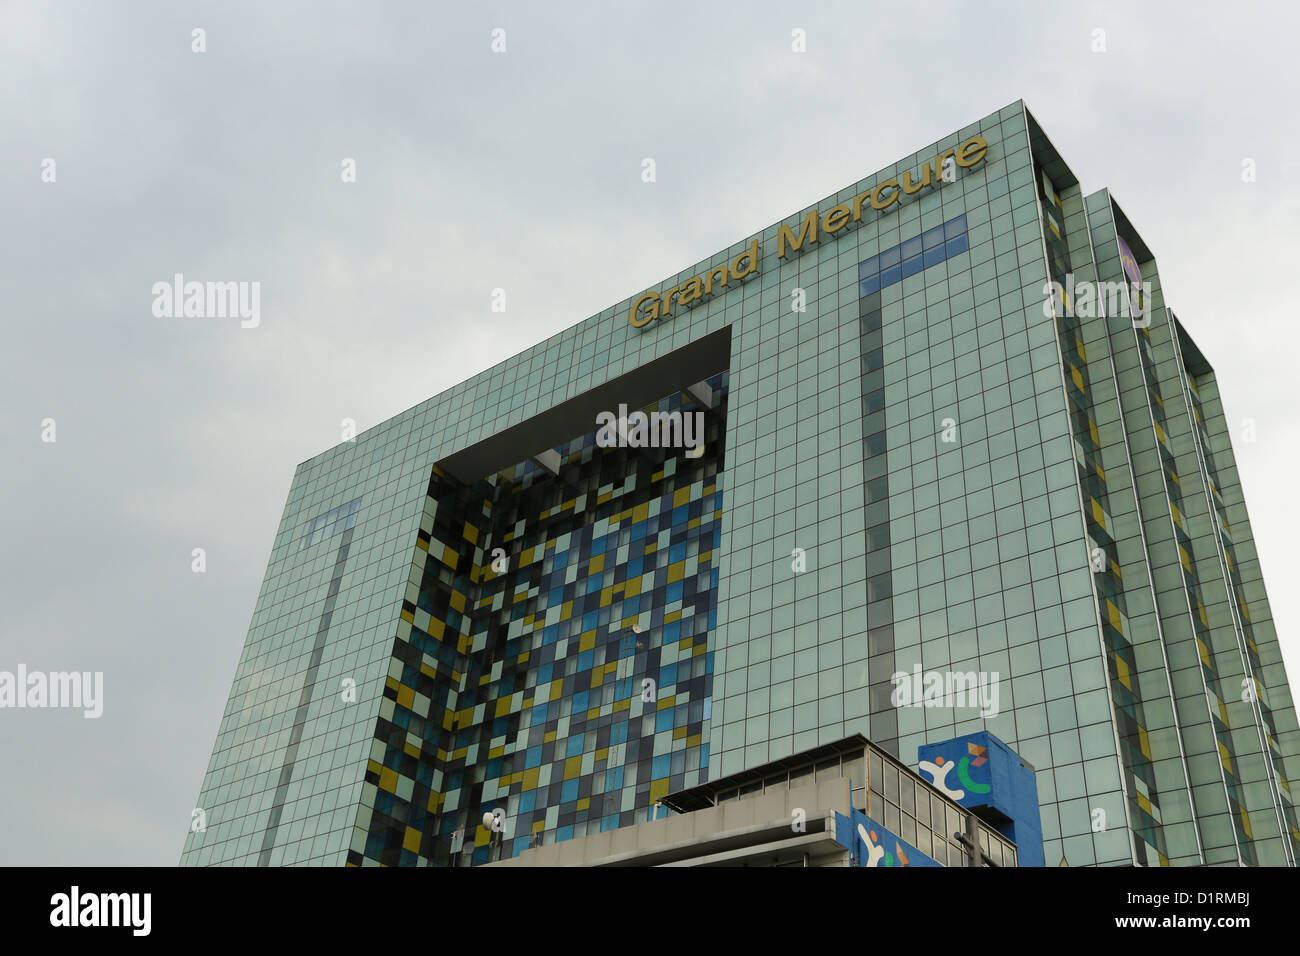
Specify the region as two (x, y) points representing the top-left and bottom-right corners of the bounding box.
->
(3, 1), (1298, 866)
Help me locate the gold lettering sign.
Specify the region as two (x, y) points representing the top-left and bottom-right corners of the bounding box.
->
(629, 136), (989, 329)
(777, 211), (817, 259)
(870, 180), (900, 211)
(629, 239), (759, 330)
(772, 135), (986, 264)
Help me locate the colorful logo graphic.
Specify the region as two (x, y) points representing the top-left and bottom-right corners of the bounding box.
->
(857, 823), (913, 867)
(919, 741), (992, 801)
(837, 809), (941, 867)
(1117, 235), (1142, 287)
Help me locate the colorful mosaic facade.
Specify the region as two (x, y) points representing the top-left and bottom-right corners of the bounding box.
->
(1039, 170), (1170, 865)
(354, 379), (726, 864)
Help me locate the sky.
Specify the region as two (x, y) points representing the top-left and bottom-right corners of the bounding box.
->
(2, 0), (1298, 866)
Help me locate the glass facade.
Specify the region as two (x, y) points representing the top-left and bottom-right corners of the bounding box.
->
(180, 101), (1299, 867)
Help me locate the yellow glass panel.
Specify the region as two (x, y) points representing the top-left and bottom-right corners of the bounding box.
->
(1115, 653), (1132, 690)
(403, 826), (422, 853)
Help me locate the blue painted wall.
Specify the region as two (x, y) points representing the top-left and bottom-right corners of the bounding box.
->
(918, 731), (1045, 867)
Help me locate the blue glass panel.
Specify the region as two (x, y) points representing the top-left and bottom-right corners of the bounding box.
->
(923, 245), (945, 268)
(860, 275), (881, 297)
(901, 255), (924, 279)
(944, 234), (969, 257)
(922, 224), (946, 250)
(660, 662), (678, 688)
(900, 235), (923, 260)
(878, 246), (902, 270)
(880, 263), (902, 287)
(944, 215), (967, 239)
(858, 254), (880, 279)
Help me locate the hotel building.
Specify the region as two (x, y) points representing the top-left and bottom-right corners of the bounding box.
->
(180, 100), (1299, 868)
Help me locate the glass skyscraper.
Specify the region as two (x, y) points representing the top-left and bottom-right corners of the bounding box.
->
(180, 100), (1299, 867)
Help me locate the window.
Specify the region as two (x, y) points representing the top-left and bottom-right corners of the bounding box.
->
(859, 215), (970, 296)
(298, 497), (362, 551)
(815, 757), (841, 783)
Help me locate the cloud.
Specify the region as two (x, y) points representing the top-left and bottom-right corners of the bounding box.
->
(3, 0), (1298, 865)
